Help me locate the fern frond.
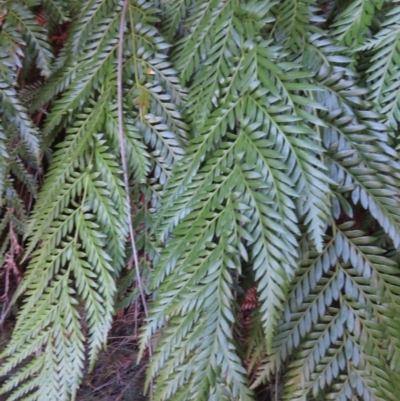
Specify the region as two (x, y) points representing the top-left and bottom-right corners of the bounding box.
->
(0, 136), (128, 400)
(41, 0), (69, 24)
(42, 39), (118, 139)
(8, 158), (37, 196)
(105, 101), (151, 184)
(17, 82), (45, 113)
(146, 193), (253, 401)
(255, 222), (400, 400)
(0, 2), (183, 399)
(25, 94), (109, 256)
(6, 2), (53, 76)
(70, 0), (121, 55)
(133, 82), (186, 167)
(145, 6), (338, 398)
(123, 4), (188, 188)
(0, 79), (40, 161)
(0, 264), (85, 401)
(272, 0), (320, 53)
(32, 8), (121, 112)
(310, 61), (400, 247)
(154, 96), (240, 242)
(160, 0), (190, 41)
(88, 135), (128, 271)
(331, 0), (384, 48)
(3, 1), (400, 400)
(360, 6), (400, 130)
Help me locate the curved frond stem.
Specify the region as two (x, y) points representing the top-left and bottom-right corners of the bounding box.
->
(117, 2), (152, 392)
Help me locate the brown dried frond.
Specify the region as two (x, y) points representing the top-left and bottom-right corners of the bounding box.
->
(9, 221), (22, 256)
(241, 286), (259, 311)
(35, 12), (47, 27)
(51, 31), (68, 47)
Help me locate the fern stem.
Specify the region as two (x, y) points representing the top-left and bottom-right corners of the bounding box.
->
(117, 1), (153, 395)
(74, 154), (93, 245)
(308, 89), (324, 163)
(275, 371), (279, 401)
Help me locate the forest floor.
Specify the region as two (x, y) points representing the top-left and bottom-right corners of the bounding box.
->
(0, 304), (148, 401)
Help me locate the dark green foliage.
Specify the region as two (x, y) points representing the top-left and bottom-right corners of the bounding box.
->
(142, 0), (400, 400)
(0, 1), (184, 400)
(1, 1), (400, 401)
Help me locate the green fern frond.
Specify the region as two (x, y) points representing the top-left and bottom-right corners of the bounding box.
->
(272, 0), (320, 53)
(35, 2), (139, 142)
(123, 4), (188, 187)
(6, 2), (53, 76)
(359, 6), (400, 131)
(173, 0), (236, 84)
(0, 133), (127, 400)
(0, 263), (85, 401)
(25, 93), (109, 256)
(70, 0), (121, 55)
(291, 30), (400, 250)
(0, 2), (183, 399)
(32, 7), (121, 112)
(145, 5), (337, 397)
(41, 0), (69, 24)
(8, 159), (37, 196)
(133, 82), (186, 166)
(89, 135), (129, 270)
(255, 222), (400, 400)
(331, 0), (384, 48)
(146, 190), (254, 400)
(42, 39), (119, 140)
(3, 1), (400, 400)
(105, 101), (151, 183)
(0, 32), (23, 82)
(160, 0), (190, 41)
(0, 79), (40, 161)
(310, 61), (400, 247)
(153, 96), (240, 242)
(17, 82), (45, 113)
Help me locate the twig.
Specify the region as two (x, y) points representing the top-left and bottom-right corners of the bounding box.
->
(134, 296), (139, 337)
(114, 364), (147, 401)
(0, 222), (22, 326)
(0, 291), (17, 328)
(118, 0), (148, 326)
(117, 1), (153, 397)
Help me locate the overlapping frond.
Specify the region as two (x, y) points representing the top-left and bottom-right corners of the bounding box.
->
(41, 0), (69, 24)
(0, 19), (41, 160)
(0, 98), (127, 399)
(5, 2), (53, 76)
(255, 222), (400, 401)
(0, 80), (40, 161)
(145, 169), (254, 400)
(70, 0), (121, 55)
(359, 6), (400, 131)
(310, 58), (400, 247)
(143, 1), (339, 398)
(0, 1), (183, 400)
(271, 0), (319, 53)
(0, 2), (44, 345)
(123, 1), (187, 191)
(2, 0), (400, 400)
(143, 0), (400, 400)
(331, 0), (384, 48)
(160, 0), (190, 41)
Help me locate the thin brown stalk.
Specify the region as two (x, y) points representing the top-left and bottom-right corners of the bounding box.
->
(117, 0), (153, 397)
